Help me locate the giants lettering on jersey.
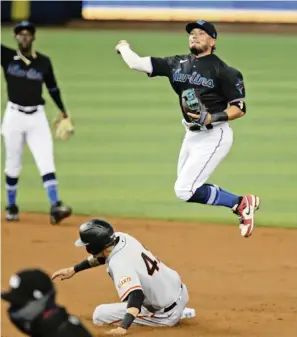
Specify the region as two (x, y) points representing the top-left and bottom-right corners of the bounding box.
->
(118, 276), (132, 289)
(173, 69), (214, 88)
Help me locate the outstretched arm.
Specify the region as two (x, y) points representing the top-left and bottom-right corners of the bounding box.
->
(115, 40), (153, 73)
(51, 256), (104, 280)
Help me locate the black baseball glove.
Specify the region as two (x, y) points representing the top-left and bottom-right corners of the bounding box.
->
(181, 88), (209, 130)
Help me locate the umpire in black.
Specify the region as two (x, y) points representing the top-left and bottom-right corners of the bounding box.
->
(1, 268), (93, 337)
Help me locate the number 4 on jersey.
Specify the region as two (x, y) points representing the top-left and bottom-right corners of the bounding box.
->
(141, 252), (159, 276)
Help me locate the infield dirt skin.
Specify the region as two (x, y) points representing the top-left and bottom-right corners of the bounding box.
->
(1, 213), (297, 337)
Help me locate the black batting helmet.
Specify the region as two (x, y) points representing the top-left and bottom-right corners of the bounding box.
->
(14, 21), (36, 35)
(75, 219), (115, 255)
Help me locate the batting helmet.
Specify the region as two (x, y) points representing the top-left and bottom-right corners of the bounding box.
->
(14, 21), (36, 35)
(75, 219), (116, 255)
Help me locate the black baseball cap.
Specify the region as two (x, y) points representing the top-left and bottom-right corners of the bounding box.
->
(14, 21), (36, 35)
(186, 20), (217, 39)
(1, 269), (55, 306)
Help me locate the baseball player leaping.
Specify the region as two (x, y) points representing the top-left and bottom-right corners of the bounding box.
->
(1, 21), (74, 224)
(115, 20), (260, 238)
(52, 219), (195, 336)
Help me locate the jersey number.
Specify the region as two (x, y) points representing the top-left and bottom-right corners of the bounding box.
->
(141, 252), (159, 276)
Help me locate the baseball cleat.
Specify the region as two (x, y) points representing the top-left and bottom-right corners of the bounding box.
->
(5, 204), (20, 221)
(50, 201), (72, 225)
(232, 195), (260, 238)
(181, 307), (196, 320)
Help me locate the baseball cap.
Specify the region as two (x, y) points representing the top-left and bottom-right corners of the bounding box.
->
(185, 20), (217, 39)
(1, 268), (54, 306)
(14, 21), (36, 35)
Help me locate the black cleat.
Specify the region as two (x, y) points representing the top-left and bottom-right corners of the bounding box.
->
(50, 201), (72, 225)
(5, 204), (20, 221)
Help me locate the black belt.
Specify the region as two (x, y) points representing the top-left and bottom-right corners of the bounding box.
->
(164, 301), (177, 313)
(164, 284), (183, 313)
(11, 105), (38, 114)
(189, 123), (213, 132)
(19, 108), (37, 114)
(18, 108), (38, 115)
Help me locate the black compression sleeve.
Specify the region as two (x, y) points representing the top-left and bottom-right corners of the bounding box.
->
(74, 259), (91, 273)
(48, 89), (66, 113)
(127, 289), (145, 310)
(120, 313), (135, 330)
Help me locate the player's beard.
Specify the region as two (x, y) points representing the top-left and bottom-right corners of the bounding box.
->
(190, 45), (208, 56)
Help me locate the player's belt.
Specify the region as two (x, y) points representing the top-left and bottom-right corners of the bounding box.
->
(10, 103), (38, 114)
(163, 284), (183, 313)
(182, 119), (214, 132)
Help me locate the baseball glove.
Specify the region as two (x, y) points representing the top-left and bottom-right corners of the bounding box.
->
(54, 116), (74, 141)
(181, 88), (209, 129)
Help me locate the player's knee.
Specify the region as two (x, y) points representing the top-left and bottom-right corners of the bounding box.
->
(92, 304), (109, 326)
(174, 182), (193, 201)
(5, 165), (22, 177)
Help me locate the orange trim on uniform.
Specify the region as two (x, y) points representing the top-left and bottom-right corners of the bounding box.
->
(108, 319), (122, 325)
(108, 314), (155, 326)
(120, 285), (142, 301)
(137, 314), (156, 319)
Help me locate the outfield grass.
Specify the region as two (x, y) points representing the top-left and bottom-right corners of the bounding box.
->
(1, 28), (297, 228)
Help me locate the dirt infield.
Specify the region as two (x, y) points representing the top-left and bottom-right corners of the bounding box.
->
(1, 213), (297, 337)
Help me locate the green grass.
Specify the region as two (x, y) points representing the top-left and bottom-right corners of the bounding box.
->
(1, 28), (297, 228)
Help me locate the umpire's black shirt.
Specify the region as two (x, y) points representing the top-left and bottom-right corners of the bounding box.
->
(150, 53), (245, 122)
(9, 305), (93, 337)
(1, 44), (60, 107)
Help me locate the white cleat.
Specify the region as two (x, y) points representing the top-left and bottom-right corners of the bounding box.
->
(181, 307), (196, 320)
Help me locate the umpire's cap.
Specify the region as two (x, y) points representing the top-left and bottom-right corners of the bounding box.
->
(1, 268), (55, 307)
(186, 20), (217, 39)
(75, 219), (116, 255)
(14, 21), (36, 35)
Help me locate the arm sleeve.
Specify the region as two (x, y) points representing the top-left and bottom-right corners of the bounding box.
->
(219, 66), (245, 103)
(110, 262), (142, 302)
(117, 44), (152, 73)
(117, 44), (172, 77)
(126, 289), (145, 310)
(44, 58), (66, 112)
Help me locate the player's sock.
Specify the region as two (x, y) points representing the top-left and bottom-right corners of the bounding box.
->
(6, 175), (18, 206)
(188, 184), (239, 208)
(42, 173), (59, 205)
(213, 186), (240, 208)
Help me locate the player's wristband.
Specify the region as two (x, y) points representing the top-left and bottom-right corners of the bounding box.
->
(120, 313), (135, 330)
(73, 259), (91, 273)
(210, 111), (228, 123)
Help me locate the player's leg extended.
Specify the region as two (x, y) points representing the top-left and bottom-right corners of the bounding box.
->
(174, 124), (259, 236)
(93, 285), (192, 327)
(25, 107), (71, 224)
(93, 302), (166, 327)
(1, 104), (26, 220)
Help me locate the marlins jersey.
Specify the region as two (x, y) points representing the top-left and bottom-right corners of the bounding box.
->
(1, 44), (60, 107)
(149, 54), (245, 122)
(106, 232), (182, 311)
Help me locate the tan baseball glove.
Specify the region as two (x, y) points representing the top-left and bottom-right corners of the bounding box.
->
(54, 116), (74, 141)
